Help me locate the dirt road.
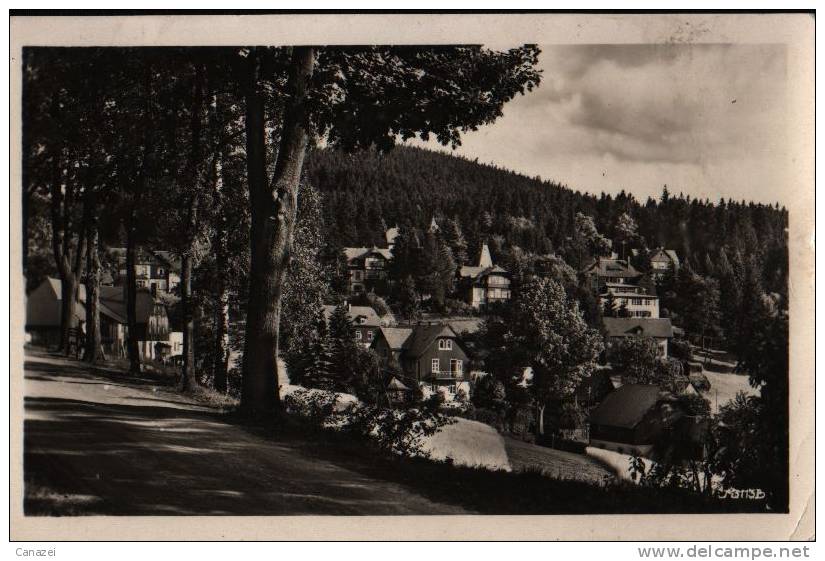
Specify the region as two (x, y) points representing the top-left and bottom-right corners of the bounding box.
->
(23, 351), (470, 515)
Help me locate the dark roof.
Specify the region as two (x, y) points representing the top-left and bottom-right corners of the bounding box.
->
(377, 327), (414, 350)
(386, 376), (411, 391)
(589, 384), (669, 429)
(106, 247), (181, 272)
(403, 323), (459, 357)
(603, 317), (674, 339)
(650, 248), (680, 266)
(322, 305), (381, 327)
(343, 247), (392, 262)
(583, 258), (640, 278)
(459, 264), (509, 281)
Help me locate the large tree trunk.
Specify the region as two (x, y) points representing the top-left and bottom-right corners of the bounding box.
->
(213, 280), (230, 393)
(211, 90), (230, 394)
(212, 158), (230, 392)
(537, 403), (546, 437)
(49, 148), (78, 353)
(240, 47), (316, 418)
(179, 254), (197, 390)
(179, 63), (205, 393)
(85, 212), (102, 363)
(58, 275), (78, 353)
(125, 220), (141, 374)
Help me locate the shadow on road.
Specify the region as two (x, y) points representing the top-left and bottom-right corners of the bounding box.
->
(24, 354), (470, 516)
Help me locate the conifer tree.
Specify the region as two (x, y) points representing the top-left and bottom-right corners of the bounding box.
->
(303, 310), (335, 391)
(328, 302), (360, 392)
(442, 217), (469, 267)
(602, 291), (618, 318)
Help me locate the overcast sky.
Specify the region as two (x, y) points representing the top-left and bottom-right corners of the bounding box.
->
(408, 43), (788, 206)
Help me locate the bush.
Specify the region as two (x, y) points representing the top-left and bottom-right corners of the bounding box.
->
(444, 298), (476, 316)
(474, 407), (507, 432)
(347, 405), (455, 458)
(283, 387), (343, 428)
(670, 339), (692, 362)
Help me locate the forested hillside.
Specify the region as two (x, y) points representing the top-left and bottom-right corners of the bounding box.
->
(306, 145), (788, 297)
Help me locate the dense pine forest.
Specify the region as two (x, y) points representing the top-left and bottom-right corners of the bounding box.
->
(307, 145), (789, 298)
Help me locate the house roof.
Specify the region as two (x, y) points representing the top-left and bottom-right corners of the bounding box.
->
(107, 247), (181, 272)
(447, 317), (484, 335)
(403, 323), (459, 357)
(377, 327), (414, 350)
(459, 264), (509, 280)
(385, 227), (399, 247)
(650, 248), (680, 266)
(589, 384), (669, 429)
(603, 317), (674, 339)
(343, 247), (392, 262)
(32, 277), (160, 326)
(583, 258), (640, 278)
(322, 305), (381, 327)
(386, 376), (411, 391)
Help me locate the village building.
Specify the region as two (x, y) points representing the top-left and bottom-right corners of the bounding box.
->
(108, 248), (181, 295)
(322, 304), (382, 348)
(343, 246), (392, 294)
(588, 384), (682, 457)
(582, 256), (642, 293)
(26, 277), (178, 361)
(603, 317), (674, 358)
(649, 248), (680, 279)
(603, 283), (660, 318)
(371, 323), (470, 398)
(458, 243), (511, 309)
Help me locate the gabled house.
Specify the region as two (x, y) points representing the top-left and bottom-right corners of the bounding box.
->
(26, 277), (177, 361)
(458, 244), (511, 309)
(343, 247), (393, 294)
(582, 256), (642, 293)
(372, 323), (470, 397)
(322, 304), (382, 347)
(603, 282), (660, 318)
(603, 317), (674, 358)
(649, 248), (680, 279)
(108, 247), (181, 295)
(588, 384), (682, 457)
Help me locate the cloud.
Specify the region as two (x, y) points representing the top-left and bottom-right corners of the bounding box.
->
(409, 43), (790, 205)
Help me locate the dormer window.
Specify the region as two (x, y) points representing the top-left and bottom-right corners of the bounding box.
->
(438, 339), (453, 351)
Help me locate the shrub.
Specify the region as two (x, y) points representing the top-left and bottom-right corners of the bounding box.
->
(474, 407), (507, 432)
(283, 387), (342, 427)
(347, 405), (455, 458)
(670, 339), (692, 362)
(444, 298), (476, 316)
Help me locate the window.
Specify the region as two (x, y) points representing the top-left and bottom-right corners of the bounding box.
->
(353, 270), (363, 281)
(631, 298), (643, 306)
(431, 359), (440, 373)
(156, 267), (165, 276)
(438, 339), (453, 351)
(366, 330), (374, 341)
(355, 331), (362, 341)
(450, 359), (463, 374)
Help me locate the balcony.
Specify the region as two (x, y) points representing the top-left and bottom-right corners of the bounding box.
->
(428, 371), (464, 381)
